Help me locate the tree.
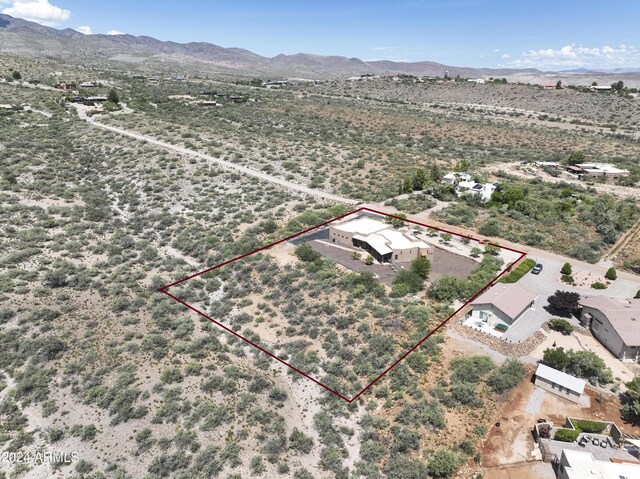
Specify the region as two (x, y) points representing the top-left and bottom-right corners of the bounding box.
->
(635, 290), (640, 299)
(542, 347), (570, 371)
(12, 70), (21, 80)
(289, 428), (314, 454)
(547, 290), (580, 316)
(591, 81), (598, 86)
(410, 256), (432, 279)
(107, 88), (120, 104)
(560, 263), (572, 275)
(621, 376), (640, 425)
(295, 244), (320, 262)
(611, 80), (624, 92)
(566, 150), (586, 166)
(605, 267), (617, 280)
(487, 359), (525, 394)
(555, 80), (562, 89)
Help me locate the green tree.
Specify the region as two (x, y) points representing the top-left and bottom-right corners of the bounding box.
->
(560, 262), (572, 275)
(547, 290), (580, 316)
(542, 347), (570, 371)
(555, 80), (562, 89)
(549, 318), (574, 335)
(295, 244), (320, 262)
(410, 256), (432, 279)
(611, 80), (624, 92)
(12, 70), (21, 80)
(635, 290), (640, 299)
(487, 359), (525, 394)
(622, 376), (640, 425)
(107, 88), (120, 104)
(605, 267), (617, 280)
(567, 150), (586, 166)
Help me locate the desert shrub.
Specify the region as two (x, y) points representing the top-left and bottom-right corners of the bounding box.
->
(605, 267), (617, 280)
(591, 281), (607, 289)
(295, 244), (321, 263)
(486, 359), (525, 394)
(426, 448), (460, 478)
(289, 428), (314, 454)
(450, 356), (494, 384)
(548, 319), (574, 335)
(560, 262), (572, 275)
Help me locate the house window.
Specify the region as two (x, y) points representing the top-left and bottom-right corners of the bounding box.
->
(332, 238), (335, 243)
(479, 311), (488, 320)
(395, 255), (398, 260)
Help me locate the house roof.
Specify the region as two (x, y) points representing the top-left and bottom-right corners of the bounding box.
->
(471, 283), (538, 320)
(580, 297), (640, 346)
(333, 217), (388, 236)
(560, 449), (640, 479)
(353, 233), (392, 256)
(536, 364), (586, 394)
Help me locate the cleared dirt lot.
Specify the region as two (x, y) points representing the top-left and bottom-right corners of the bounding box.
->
(479, 373), (640, 469)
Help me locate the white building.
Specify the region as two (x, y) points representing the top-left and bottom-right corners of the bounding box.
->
(456, 181), (496, 202)
(467, 78), (485, 84)
(575, 163), (630, 181)
(329, 216), (432, 264)
(534, 364), (586, 404)
(558, 449), (640, 479)
(470, 283), (538, 327)
(442, 172), (472, 185)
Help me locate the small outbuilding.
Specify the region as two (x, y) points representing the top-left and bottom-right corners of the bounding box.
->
(534, 364), (585, 403)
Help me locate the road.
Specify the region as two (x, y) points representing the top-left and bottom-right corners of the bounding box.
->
(76, 109), (358, 205)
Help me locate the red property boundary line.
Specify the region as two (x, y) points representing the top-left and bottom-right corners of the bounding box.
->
(160, 207), (527, 403)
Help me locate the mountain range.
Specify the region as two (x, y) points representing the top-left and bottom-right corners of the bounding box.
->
(1, 13), (638, 84)
(0, 13), (538, 79)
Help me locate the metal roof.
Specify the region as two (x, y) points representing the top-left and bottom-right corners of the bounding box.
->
(535, 364), (586, 394)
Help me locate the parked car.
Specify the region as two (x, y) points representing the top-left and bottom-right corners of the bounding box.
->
(531, 263), (543, 275)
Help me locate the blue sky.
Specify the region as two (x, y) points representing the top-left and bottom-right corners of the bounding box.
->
(2, 0), (640, 69)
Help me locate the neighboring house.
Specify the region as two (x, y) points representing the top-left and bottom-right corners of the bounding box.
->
(534, 364), (585, 404)
(579, 296), (640, 362)
(86, 96), (108, 103)
(79, 81), (95, 88)
(542, 83), (558, 90)
(590, 85), (612, 92)
(442, 171), (472, 185)
(557, 449), (640, 479)
(56, 82), (75, 90)
(574, 163), (630, 181)
(328, 216), (432, 264)
(469, 283), (538, 326)
(456, 181), (496, 202)
(467, 78), (485, 84)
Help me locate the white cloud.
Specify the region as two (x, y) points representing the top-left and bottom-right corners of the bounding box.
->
(107, 29), (125, 36)
(2, 0), (70, 27)
(75, 25), (92, 35)
(508, 43), (640, 69)
(501, 53), (510, 59)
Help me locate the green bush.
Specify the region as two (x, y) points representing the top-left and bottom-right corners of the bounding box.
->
(426, 448), (459, 478)
(500, 258), (536, 283)
(554, 428), (581, 442)
(549, 319), (574, 335)
(571, 419), (606, 433)
(605, 267), (617, 280)
(294, 244), (321, 262)
(561, 274), (575, 285)
(591, 282), (607, 289)
(561, 262), (573, 275)
(487, 359), (525, 394)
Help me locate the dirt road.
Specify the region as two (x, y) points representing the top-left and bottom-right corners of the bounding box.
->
(76, 111), (359, 205)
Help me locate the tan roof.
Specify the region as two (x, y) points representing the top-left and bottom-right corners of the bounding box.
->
(471, 284), (538, 320)
(580, 296), (640, 346)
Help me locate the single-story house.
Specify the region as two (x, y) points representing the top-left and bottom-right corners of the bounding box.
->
(328, 216), (432, 264)
(590, 85), (612, 92)
(79, 81), (95, 88)
(456, 181), (496, 202)
(574, 163), (630, 181)
(469, 283), (538, 326)
(579, 296), (640, 361)
(534, 364), (585, 404)
(557, 449), (640, 479)
(442, 171), (472, 185)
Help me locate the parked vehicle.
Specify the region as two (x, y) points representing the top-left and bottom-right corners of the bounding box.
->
(531, 263), (543, 274)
